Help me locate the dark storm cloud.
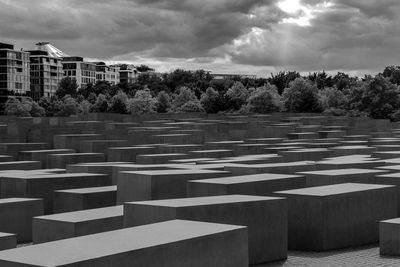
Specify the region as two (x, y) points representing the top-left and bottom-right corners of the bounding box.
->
(0, 0), (399, 75)
(229, 0), (400, 73)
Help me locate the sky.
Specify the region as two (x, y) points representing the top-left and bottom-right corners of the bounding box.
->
(1, 0), (400, 77)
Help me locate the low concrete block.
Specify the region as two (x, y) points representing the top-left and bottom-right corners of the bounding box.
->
(187, 173), (305, 197)
(54, 186), (117, 213)
(380, 218), (400, 256)
(299, 168), (387, 187)
(1, 220), (249, 267)
(124, 195), (286, 264)
(275, 183), (397, 251)
(117, 169), (230, 203)
(0, 198), (44, 242)
(33, 206), (123, 244)
(1, 173), (109, 214)
(47, 153), (105, 168)
(0, 233), (16, 251)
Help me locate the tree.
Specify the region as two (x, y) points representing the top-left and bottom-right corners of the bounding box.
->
(55, 96), (79, 117)
(4, 97), (31, 117)
(127, 89), (157, 114)
(136, 65), (155, 72)
(56, 77), (78, 98)
(171, 86), (199, 111)
(29, 101), (46, 117)
(269, 71), (300, 94)
(226, 82), (249, 110)
(92, 94), (109, 113)
(246, 84), (282, 113)
(282, 78), (321, 112)
(156, 91), (171, 113)
(200, 87), (220, 113)
(108, 91), (128, 114)
(178, 101), (205, 113)
(350, 75), (400, 119)
(318, 87), (348, 110)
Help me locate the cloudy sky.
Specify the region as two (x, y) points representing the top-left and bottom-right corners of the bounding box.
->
(1, 0), (399, 77)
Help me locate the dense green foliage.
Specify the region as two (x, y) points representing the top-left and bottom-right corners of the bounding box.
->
(6, 66), (400, 120)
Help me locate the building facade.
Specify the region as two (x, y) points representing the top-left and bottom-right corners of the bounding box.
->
(28, 50), (64, 99)
(94, 62), (120, 85)
(0, 43), (30, 95)
(112, 64), (138, 84)
(62, 57), (96, 89)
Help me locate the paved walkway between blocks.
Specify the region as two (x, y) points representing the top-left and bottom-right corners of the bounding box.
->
(254, 245), (400, 267)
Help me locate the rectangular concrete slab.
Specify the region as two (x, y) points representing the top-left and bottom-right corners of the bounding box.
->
(54, 185), (117, 213)
(117, 169), (230, 203)
(380, 218), (400, 256)
(299, 168), (388, 186)
(187, 173), (305, 197)
(0, 220), (248, 267)
(0, 198), (44, 242)
(275, 183), (397, 251)
(124, 195), (287, 264)
(1, 173), (109, 214)
(33, 205), (123, 244)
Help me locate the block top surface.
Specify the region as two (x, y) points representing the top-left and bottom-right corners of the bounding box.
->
(3, 172), (106, 180)
(381, 218), (400, 224)
(55, 186), (117, 194)
(127, 195), (283, 207)
(0, 198), (42, 204)
(276, 183), (395, 197)
(0, 232), (16, 238)
(189, 173), (303, 184)
(35, 206), (123, 222)
(122, 169), (229, 176)
(226, 161), (315, 169)
(0, 220), (245, 266)
(299, 168), (386, 176)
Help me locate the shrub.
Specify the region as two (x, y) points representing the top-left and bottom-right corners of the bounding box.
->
(56, 77), (78, 98)
(177, 100), (205, 113)
(200, 87), (220, 113)
(156, 91), (171, 113)
(353, 75), (400, 119)
(127, 89), (157, 114)
(323, 108), (347, 116)
(226, 82), (249, 110)
(282, 78), (321, 112)
(78, 100), (92, 115)
(108, 91), (128, 114)
(4, 97), (31, 117)
(318, 87), (348, 110)
(29, 101), (46, 117)
(246, 84), (282, 113)
(55, 96), (79, 117)
(92, 94), (109, 113)
(171, 87), (199, 111)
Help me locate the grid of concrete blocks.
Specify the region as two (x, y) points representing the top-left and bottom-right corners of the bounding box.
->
(0, 113), (399, 266)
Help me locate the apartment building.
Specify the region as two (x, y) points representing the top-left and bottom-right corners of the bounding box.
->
(0, 42), (30, 95)
(27, 45), (64, 99)
(62, 57), (96, 89)
(112, 64), (138, 84)
(94, 62), (120, 85)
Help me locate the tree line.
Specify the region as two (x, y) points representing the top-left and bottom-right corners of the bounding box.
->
(4, 66), (400, 121)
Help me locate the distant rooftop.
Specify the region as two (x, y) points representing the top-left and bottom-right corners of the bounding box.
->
(0, 42), (14, 50)
(35, 42), (69, 58)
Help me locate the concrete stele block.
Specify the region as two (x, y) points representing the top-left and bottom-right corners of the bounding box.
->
(1, 220), (249, 267)
(33, 206), (123, 244)
(275, 183), (397, 251)
(124, 195), (287, 264)
(187, 173), (305, 197)
(54, 185), (117, 213)
(117, 169), (230, 203)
